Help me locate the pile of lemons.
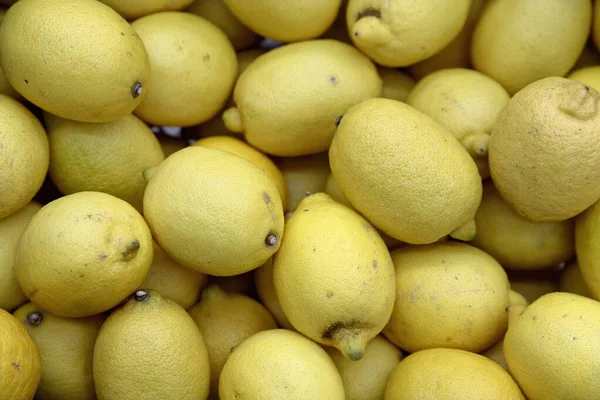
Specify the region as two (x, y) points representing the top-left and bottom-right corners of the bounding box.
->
(1, 0), (600, 399)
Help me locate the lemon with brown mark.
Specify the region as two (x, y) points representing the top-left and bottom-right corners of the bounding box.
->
(253, 257), (294, 330)
(559, 260), (592, 299)
(0, 95), (48, 219)
(188, 284), (277, 398)
(330, 98), (482, 244)
(99, 0), (195, 19)
(472, 182), (575, 270)
(407, 68), (510, 179)
(186, 0), (260, 50)
(0, 308), (40, 400)
(219, 329), (345, 399)
(144, 146), (284, 276)
(273, 193), (395, 360)
(346, 0), (471, 67)
(504, 292), (600, 399)
(223, 39), (381, 156)
(0, 0), (150, 122)
(0, 202), (41, 312)
(326, 335), (403, 400)
(94, 290), (210, 400)
(490, 77), (600, 222)
(14, 303), (105, 400)
(132, 12), (237, 127)
(472, 0), (591, 95)
(15, 191), (153, 318)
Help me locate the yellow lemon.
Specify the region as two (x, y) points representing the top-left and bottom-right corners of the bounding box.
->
(99, 0), (194, 19)
(188, 284), (277, 398)
(14, 303), (104, 400)
(346, 0), (471, 67)
(0, 0), (150, 122)
(143, 146), (284, 276)
(15, 191), (153, 317)
(0, 309), (41, 400)
(223, 39), (381, 156)
(385, 242), (510, 353)
(46, 113), (164, 213)
(0, 95), (48, 219)
(378, 68), (415, 102)
(490, 77), (600, 222)
(273, 193), (395, 360)
(472, 182), (575, 270)
(209, 272), (256, 298)
(330, 98), (482, 244)
(509, 274), (560, 304)
(94, 290), (210, 400)
(276, 152), (330, 212)
(253, 258), (294, 330)
(575, 199), (600, 300)
(568, 66), (600, 92)
(0, 202), (41, 311)
(384, 348), (525, 399)
(132, 12), (237, 127)
(219, 329), (345, 400)
(559, 260), (592, 299)
(472, 0), (591, 94)
(0, 8), (19, 100)
(504, 293), (600, 399)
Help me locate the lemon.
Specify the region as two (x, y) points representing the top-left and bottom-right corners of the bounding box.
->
(0, 202), (41, 311)
(159, 137), (187, 157)
(94, 290), (210, 400)
(0, 309), (40, 400)
(144, 146), (284, 276)
(46, 113), (164, 213)
(385, 242), (510, 353)
(0, 7), (19, 100)
(481, 289), (529, 370)
(15, 191), (153, 318)
(408, 0), (487, 79)
(472, 182), (575, 270)
(189, 284), (277, 398)
(276, 152), (330, 212)
(223, 0), (341, 42)
(326, 335), (403, 400)
(509, 274), (560, 304)
(330, 98), (482, 244)
(407, 68), (510, 179)
(209, 272), (256, 297)
(219, 329), (345, 399)
(14, 303), (104, 400)
(568, 66), (600, 92)
(132, 12), (237, 127)
(472, 0), (591, 95)
(0, 95), (48, 219)
(223, 39), (381, 156)
(560, 260), (592, 299)
(273, 193), (395, 360)
(254, 258), (294, 330)
(193, 136), (288, 207)
(186, 0), (260, 50)
(575, 199), (600, 300)
(491, 77), (600, 222)
(384, 348), (525, 400)
(378, 68), (415, 102)
(99, 0), (194, 19)
(504, 292), (600, 399)
(0, 0), (150, 123)
(141, 242), (208, 309)
(346, 0), (471, 67)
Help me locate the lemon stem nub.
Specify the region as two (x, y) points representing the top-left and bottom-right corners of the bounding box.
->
(26, 312), (43, 326)
(334, 115), (343, 126)
(265, 233), (278, 247)
(134, 290), (150, 302)
(131, 82), (143, 98)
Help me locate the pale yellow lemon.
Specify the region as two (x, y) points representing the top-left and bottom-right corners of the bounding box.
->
(0, 0), (150, 122)
(94, 290), (210, 400)
(330, 98), (482, 244)
(0, 202), (41, 311)
(0, 8), (19, 100)
(132, 12), (237, 127)
(490, 77), (600, 222)
(0, 95), (48, 219)
(15, 191), (153, 318)
(254, 258), (294, 330)
(575, 199), (600, 300)
(509, 275), (560, 304)
(219, 329), (345, 400)
(559, 260), (592, 299)
(568, 66), (600, 92)
(100, 0), (194, 19)
(14, 303), (104, 400)
(378, 68), (415, 102)
(472, 0), (591, 95)
(277, 152), (330, 212)
(188, 285), (277, 398)
(143, 146), (284, 276)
